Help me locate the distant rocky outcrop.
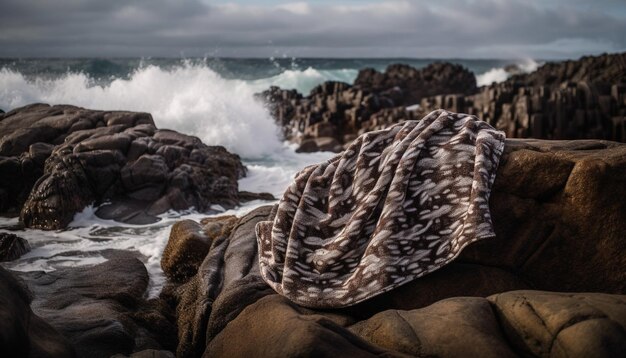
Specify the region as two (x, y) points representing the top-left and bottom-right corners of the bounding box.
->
(0, 104), (271, 230)
(258, 62), (477, 149)
(259, 53), (626, 152)
(354, 62), (478, 104)
(418, 53), (626, 141)
(164, 138), (626, 357)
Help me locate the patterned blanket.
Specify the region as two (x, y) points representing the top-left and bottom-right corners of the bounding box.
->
(256, 110), (506, 308)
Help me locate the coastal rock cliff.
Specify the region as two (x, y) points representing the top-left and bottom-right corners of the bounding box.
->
(0, 104), (256, 229)
(259, 52), (626, 152)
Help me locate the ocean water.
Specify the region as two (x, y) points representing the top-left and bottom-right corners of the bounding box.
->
(0, 57), (538, 296)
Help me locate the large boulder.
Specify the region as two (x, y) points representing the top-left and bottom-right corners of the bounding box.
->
(349, 291), (626, 358)
(163, 138), (625, 356)
(352, 138), (626, 313)
(0, 104), (248, 229)
(17, 251), (176, 358)
(0, 266), (75, 357)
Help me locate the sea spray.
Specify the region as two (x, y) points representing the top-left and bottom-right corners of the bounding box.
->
(476, 58), (541, 86)
(0, 57), (538, 297)
(0, 64), (282, 157)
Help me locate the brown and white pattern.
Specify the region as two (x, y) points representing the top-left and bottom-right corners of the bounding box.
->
(255, 110), (506, 308)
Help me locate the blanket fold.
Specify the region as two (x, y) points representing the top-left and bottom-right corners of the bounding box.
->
(256, 110), (506, 308)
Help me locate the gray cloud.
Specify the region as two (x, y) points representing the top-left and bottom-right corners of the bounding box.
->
(0, 0), (624, 58)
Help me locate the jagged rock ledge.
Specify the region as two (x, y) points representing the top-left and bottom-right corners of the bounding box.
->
(0, 103), (273, 230)
(258, 52), (626, 152)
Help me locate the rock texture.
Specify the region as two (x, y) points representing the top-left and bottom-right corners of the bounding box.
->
(258, 62), (476, 150)
(354, 62), (478, 104)
(161, 216), (238, 283)
(259, 53), (626, 152)
(0, 104), (249, 229)
(0, 232), (30, 262)
(165, 138), (626, 357)
(15, 251), (176, 358)
(0, 266), (75, 357)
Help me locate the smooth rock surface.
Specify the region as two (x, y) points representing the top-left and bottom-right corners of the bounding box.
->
(16, 251), (176, 358)
(0, 266), (75, 358)
(164, 138), (626, 357)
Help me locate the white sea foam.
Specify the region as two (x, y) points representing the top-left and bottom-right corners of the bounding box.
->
(0, 61), (343, 297)
(250, 67), (358, 95)
(0, 64), (358, 157)
(476, 58), (540, 87)
(0, 65), (278, 157)
(0, 143), (334, 297)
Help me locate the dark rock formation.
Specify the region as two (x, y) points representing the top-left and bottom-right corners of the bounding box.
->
(16, 251), (176, 358)
(258, 63), (475, 151)
(0, 104), (249, 229)
(510, 52), (626, 86)
(0, 266), (75, 357)
(170, 206), (275, 358)
(0, 232), (30, 261)
(258, 53), (626, 152)
(354, 62), (478, 104)
(164, 138), (625, 357)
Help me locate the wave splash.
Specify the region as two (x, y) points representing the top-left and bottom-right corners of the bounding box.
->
(476, 58), (540, 87)
(0, 64), (280, 157)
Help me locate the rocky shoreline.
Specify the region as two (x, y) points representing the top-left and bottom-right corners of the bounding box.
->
(0, 104), (272, 230)
(258, 52), (626, 152)
(3, 136), (625, 357)
(1, 53), (626, 357)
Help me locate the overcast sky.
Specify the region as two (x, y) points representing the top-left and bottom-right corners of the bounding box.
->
(1, 0), (625, 59)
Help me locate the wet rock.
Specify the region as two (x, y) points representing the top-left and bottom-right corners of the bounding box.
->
(0, 266), (75, 357)
(112, 350), (175, 358)
(237, 191), (276, 202)
(0, 104), (251, 229)
(17, 251), (176, 358)
(162, 220), (210, 283)
(161, 215), (239, 283)
(0, 232), (30, 262)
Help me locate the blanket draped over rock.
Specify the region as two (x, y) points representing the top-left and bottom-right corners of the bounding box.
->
(256, 110), (506, 308)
